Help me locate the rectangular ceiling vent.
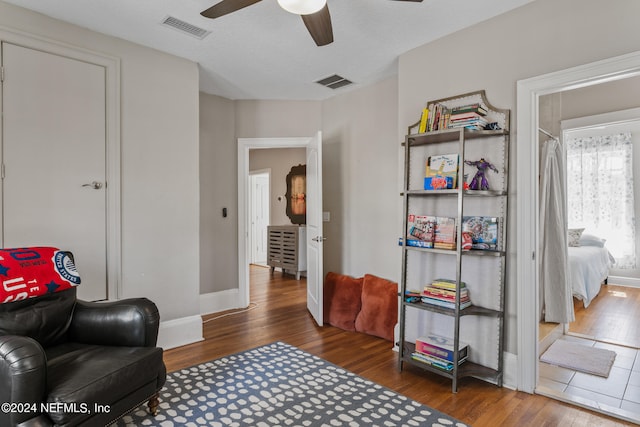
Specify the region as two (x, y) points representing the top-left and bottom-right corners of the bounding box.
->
(316, 74), (353, 90)
(161, 16), (210, 39)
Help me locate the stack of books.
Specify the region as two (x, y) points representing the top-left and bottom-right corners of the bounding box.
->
(418, 102), (491, 132)
(448, 103), (489, 130)
(421, 278), (471, 310)
(411, 333), (469, 371)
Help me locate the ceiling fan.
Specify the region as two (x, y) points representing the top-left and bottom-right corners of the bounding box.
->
(201, 0), (423, 47)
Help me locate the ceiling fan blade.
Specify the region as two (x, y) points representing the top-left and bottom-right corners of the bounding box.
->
(201, 0), (263, 19)
(301, 4), (333, 47)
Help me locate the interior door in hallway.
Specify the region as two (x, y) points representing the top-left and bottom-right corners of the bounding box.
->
(306, 131), (324, 326)
(1, 42), (108, 301)
(250, 171), (270, 265)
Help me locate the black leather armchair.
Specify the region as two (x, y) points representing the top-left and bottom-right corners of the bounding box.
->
(0, 287), (166, 426)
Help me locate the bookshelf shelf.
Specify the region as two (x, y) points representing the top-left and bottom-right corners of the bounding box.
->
(401, 342), (501, 385)
(401, 189), (506, 197)
(397, 90), (509, 393)
(402, 246), (505, 257)
(407, 128), (509, 146)
(404, 301), (503, 318)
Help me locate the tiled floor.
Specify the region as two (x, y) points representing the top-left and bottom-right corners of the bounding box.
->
(539, 335), (640, 417)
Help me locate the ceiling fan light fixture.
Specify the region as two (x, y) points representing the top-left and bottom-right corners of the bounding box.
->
(277, 0), (326, 15)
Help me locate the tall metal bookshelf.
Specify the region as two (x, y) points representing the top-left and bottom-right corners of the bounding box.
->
(397, 90), (510, 392)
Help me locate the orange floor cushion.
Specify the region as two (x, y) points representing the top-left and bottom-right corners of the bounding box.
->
(323, 272), (364, 331)
(354, 274), (398, 341)
(324, 272), (397, 342)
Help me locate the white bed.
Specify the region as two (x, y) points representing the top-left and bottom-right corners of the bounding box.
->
(568, 245), (612, 308)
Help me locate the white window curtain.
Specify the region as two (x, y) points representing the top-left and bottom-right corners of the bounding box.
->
(566, 132), (636, 269)
(540, 138), (573, 323)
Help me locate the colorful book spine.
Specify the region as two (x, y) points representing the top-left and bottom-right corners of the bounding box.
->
(415, 334), (469, 363)
(423, 289), (469, 301)
(411, 352), (467, 371)
(420, 297), (472, 310)
(419, 108), (429, 133)
(430, 278), (466, 290)
(422, 286), (467, 298)
(449, 103), (488, 116)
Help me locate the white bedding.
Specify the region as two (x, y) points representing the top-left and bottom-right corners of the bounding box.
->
(568, 246), (612, 308)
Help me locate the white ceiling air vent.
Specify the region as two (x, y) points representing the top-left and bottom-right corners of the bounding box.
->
(316, 74), (353, 90)
(161, 16), (210, 40)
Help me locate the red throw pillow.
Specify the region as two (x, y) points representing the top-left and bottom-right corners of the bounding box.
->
(323, 272), (364, 331)
(355, 274), (398, 341)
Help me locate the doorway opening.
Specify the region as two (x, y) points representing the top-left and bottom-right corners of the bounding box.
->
(537, 108), (640, 421)
(237, 134), (324, 326)
(517, 50), (640, 423)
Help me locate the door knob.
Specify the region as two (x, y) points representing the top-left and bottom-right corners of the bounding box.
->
(82, 181), (104, 190)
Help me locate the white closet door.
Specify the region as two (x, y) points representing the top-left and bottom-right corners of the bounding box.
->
(1, 42), (107, 301)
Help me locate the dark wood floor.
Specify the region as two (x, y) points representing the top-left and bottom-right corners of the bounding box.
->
(569, 284), (640, 348)
(163, 265), (632, 426)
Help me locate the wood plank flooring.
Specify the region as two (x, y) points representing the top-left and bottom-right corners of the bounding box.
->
(163, 266), (632, 426)
(569, 284), (640, 348)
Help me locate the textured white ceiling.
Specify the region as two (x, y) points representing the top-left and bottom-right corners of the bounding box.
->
(3, 0), (532, 100)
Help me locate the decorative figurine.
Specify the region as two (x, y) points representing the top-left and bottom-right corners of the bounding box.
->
(465, 158), (498, 190)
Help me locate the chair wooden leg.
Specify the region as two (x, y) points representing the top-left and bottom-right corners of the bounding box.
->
(147, 392), (160, 416)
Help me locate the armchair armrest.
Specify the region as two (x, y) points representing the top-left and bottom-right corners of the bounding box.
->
(69, 298), (160, 347)
(0, 336), (47, 426)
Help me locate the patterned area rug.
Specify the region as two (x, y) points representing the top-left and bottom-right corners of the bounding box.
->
(114, 341), (467, 426)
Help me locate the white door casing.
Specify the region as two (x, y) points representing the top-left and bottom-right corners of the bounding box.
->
(238, 134), (323, 323)
(516, 50), (640, 393)
(0, 31), (121, 302)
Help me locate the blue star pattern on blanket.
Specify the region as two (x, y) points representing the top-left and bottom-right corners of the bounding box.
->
(46, 281), (61, 293)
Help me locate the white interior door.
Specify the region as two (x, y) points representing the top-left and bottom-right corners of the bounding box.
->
(306, 131), (324, 326)
(1, 42), (107, 301)
(250, 171), (270, 264)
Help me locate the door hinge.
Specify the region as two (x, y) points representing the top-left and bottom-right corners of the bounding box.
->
(0, 66), (4, 82)
(1, 164), (5, 180)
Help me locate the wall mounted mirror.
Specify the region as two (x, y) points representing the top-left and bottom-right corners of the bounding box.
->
(285, 164), (306, 224)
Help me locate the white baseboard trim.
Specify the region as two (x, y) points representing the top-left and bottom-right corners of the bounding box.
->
(503, 351), (517, 390)
(157, 315), (204, 350)
(608, 275), (640, 288)
(200, 288), (242, 315)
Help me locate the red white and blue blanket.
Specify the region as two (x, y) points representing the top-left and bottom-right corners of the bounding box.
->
(0, 247), (81, 304)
